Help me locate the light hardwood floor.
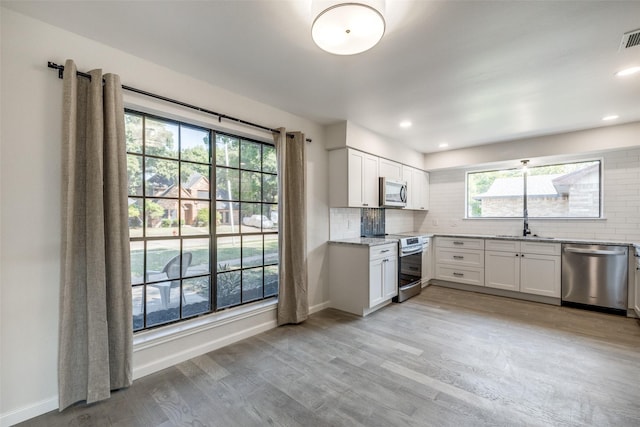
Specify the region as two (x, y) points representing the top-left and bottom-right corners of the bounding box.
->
(19, 286), (640, 426)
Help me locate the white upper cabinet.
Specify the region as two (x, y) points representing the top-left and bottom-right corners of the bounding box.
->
(402, 166), (430, 210)
(329, 148), (379, 208)
(329, 147), (429, 209)
(379, 158), (403, 181)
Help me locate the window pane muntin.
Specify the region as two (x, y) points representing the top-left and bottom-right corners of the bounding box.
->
(262, 205), (277, 231)
(240, 202), (263, 233)
(145, 239), (181, 282)
(216, 201), (240, 234)
(240, 139), (262, 171)
(180, 125), (211, 163)
(262, 173), (277, 203)
(240, 170), (262, 202)
(264, 234), (278, 266)
(132, 285), (144, 331)
(181, 163), (210, 200)
(264, 265), (279, 298)
(217, 236), (241, 271)
(130, 241), (145, 285)
(215, 134), (239, 168)
(242, 267), (264, 303)
(242, 235), (263, 268)
(145, 157), (179, 197)
(216, 167), (239, 201)
(145, 199), (180, 237)
(128, 198), (143, 238)
(263, 145), (276, 173)
(466, 160), (602, 219)
(182, 276), (211, 318)
(182, 238), (210, 277)
(217, 270), (241, 309)
(125, 112), (143, 154)
(145, 117), (179, 159)
(127, 154), (143, 196)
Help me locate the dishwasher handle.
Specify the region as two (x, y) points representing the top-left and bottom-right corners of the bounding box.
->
(564, 247), (627, 256)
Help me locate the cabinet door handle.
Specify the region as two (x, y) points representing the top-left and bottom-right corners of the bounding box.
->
(453, 241), (464, 245)
(380, 249), (390, 253)
(453, 255), (464, 260)
(363, 203), (369, 206)
(521, 254), (525, 257)
(515, 254), (519, 257)
(453, 272), (464, 277)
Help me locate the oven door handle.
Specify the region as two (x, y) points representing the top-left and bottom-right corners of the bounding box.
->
(400, 248), (423, 256)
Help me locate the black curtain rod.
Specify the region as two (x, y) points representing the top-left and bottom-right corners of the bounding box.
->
(47, 61), (311, 142)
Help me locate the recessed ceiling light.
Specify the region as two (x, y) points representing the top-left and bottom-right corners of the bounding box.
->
(399, 120), (412, 128)
(438, 142), (449, 148)
(615, 66), (640, 77)
(602, 115), (619, 121)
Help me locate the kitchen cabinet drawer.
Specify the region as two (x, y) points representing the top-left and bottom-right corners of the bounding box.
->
(435, 265), (485, 286)
(521, 241), (561, 256)
(436, 237), (485, 250)
(486, 239), (521, 252)
(436, 247), (484, 267)
(370, 243), (397, 261)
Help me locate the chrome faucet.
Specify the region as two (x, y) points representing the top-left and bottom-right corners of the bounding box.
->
(523, 209), (531, 237)
(521, 159), (531, 237)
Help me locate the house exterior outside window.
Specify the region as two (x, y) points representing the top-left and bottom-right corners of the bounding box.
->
(125, 111), (278, 331)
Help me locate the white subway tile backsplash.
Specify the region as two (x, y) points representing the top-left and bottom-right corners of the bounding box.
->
(421, 148), (640, 243)
(329, 208), (361, 240)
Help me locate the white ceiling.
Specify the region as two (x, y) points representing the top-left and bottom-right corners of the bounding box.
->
(4, 0), (640, 153)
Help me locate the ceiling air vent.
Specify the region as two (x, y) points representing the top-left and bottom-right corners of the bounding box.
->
(620, 28), (640, 51)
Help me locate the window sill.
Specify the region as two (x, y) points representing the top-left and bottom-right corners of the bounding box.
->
(133, 298), (278, 351)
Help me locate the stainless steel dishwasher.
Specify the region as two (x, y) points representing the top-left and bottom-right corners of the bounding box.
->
(561, 244), (628, 314)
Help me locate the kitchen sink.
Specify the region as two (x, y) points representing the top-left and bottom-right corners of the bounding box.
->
(493, 234), (556, 240)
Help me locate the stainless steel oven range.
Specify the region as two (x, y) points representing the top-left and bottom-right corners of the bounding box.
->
(391, 235), (424, 302)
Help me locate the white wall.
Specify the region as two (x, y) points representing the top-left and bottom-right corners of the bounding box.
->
(423, 121), (640, 171)
(418, 147), (640, 243)
(326, 120), (424, 169)
(0, 8), (329, 426)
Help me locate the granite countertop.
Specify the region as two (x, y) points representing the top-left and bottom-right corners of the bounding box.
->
(329, 237), (400, 247)
(435, 233), (636, 247)
(329, 232), (638, 247)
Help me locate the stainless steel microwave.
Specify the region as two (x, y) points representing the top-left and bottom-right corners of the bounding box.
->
(379, 177), (407, 208)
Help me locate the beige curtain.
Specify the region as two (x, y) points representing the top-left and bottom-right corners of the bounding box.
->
(274, 129), (309, 325)
(59, 59), (132, 410)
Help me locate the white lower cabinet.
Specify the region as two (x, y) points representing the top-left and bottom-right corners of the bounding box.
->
(329, 243), (398, 316)
(485, 240), (561, 298)
(435, 237), (485, 286)
(370, 255), (398, 306)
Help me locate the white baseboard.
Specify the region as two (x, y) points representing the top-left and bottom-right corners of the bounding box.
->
(0, 396), (58, 427)
(309, 300), (331, 314)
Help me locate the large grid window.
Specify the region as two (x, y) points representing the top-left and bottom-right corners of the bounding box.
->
(467, 160), (602, 218)
(126, 111), (278, 331)
(215, 134), (279, 309)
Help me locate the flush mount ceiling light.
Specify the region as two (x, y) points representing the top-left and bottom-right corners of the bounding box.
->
(438, 142), (449, 148)
(311, 2), (386, 55)
(399, 120), (412, 128)
(602, 115), (619, 121)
